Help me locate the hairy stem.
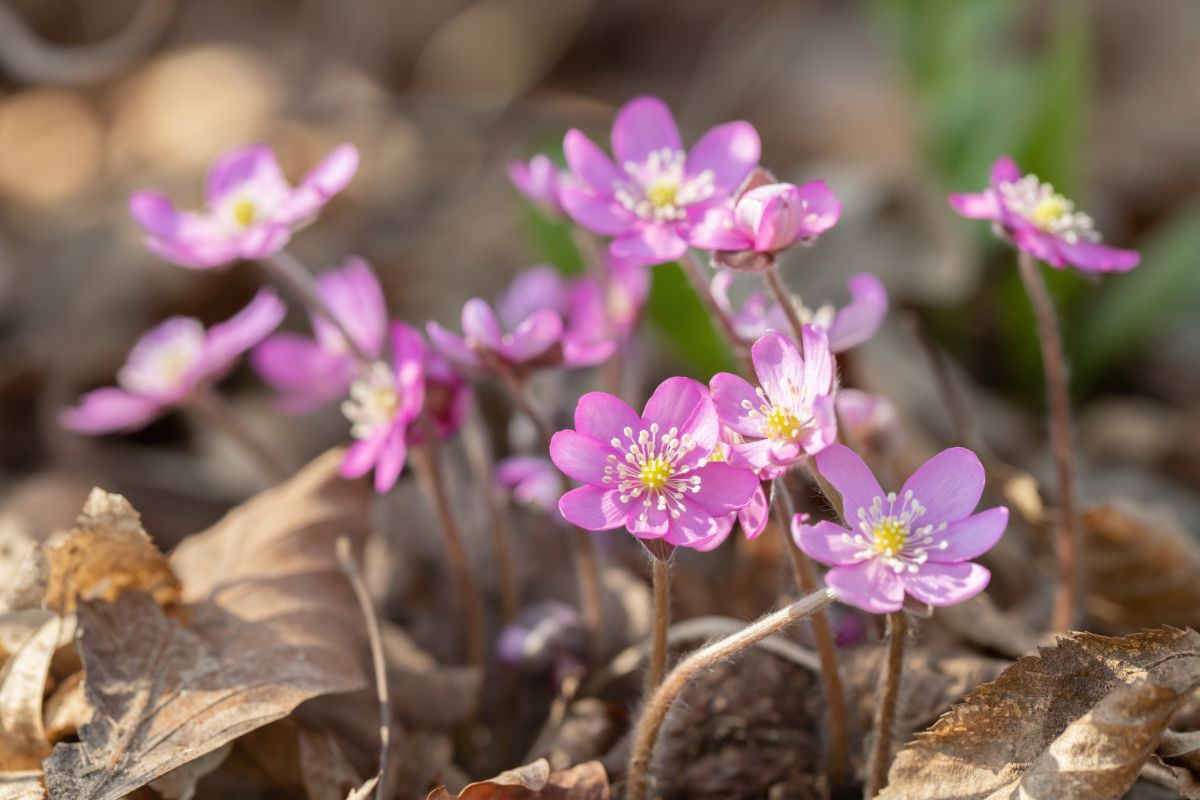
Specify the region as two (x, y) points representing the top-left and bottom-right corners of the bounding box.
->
(679, 251), (753, 373)
(865, 610), (907, 799)
(647, 557), (671, 694)
(335, 537), (391, 800)
(187, 388), (289, 482)
(461, 410), (520, 624)
(411, 437), (487, 670)
(1016, 251), (1077, 632)
(626, 587), (839, 800)
(763, 264), (808, 344)
(772, 478), (849, 786)
(260, 250), (373, 367)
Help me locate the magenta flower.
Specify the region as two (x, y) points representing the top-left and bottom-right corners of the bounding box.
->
(129, 142), (359, 269)
(559, 96), (760, 266)
(508, 155), (569, 217)
(690, 180), (841, 272)
(549, 377), (760, 551)
(948, 155), (1139, 273)
(60, 289), (285, 434)
(709, 329), (838, 473)
(420, 349), (471, 443)
(712, 271), (887, 353)
(709, 425), (770, 541)
(564, 256), (651, 343)
(497, 455), (564, 520)
(252, 257), (386, 413)
(795, 444), (1007, 613)
(338, 323), (429, 493)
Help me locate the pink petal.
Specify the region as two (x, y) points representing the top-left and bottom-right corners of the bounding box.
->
(199, 289), (286, 380)
(826, 559), (904, 614)
(685, 121), (761, 194)
(129, 191), (180, 238)
(790, 180), (841, 238)
(372, 426), (408, 493)
(204, 143), (284, 205)
(947, 190), (999, 221)
(930, 507), (1008, 563)
(340, 434), (386, 479)
(609, 225), (689, 266)
(628, 502), (671, 539)
(278, 143), (359, 222)
(574, 391), (642, 442)
(563, 336), (617, 368)
(563, 129), (621, 195)
(988, 155), (1021, 188)
(611, 96), (682, 167)
(641, 376), (709, 437)
(664, 504), (731, 550)
(559, 486), (630, 531)
(59, 388), (165, 434)
(559, 185), (637, 236)
(251, 335), (355, 413)
(800, 393), (838, 456)
(496, 266), (566, 330)
(683, 513), (736, 552)
(793, 518), (862, 566)
(827, 273), (888, 353)
(461, 299), (504, 351)
(800, 324), (833, 397)
(1054, 240), (1141, 273)
(426, 322), (482, 373)
(235, 222), (292, 260)
(729, 438), (779, 474)
(504, 309), (563, 363)
(737, 483), (770, 540)
(813, 444), (885, 521)
(1014, 229), (1065, 268)
(900, 447), (984, 523)
(549, 430), (613, 486)
(684, 205), (754, 251)
(750, 332), (806, 409)
(688, 462), (760, 515)
(311, 257), (387, 357)
(709, 371), (767, 439)
(901, 562), (991, 607)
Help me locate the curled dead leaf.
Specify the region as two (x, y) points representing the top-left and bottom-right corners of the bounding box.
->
(1082, 499), (1200, 631)
(0, 616), (61, 770)
(42, 670), (89, 743)
(878, 628), (1200, 800)
(0, 772), (43, 800)
(426, 759), (609, 799)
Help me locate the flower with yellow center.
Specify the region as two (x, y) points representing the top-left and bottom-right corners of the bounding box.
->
(843, 490), (949, 574)
(614, 147), (716, 224)
(342, 362), (402, 439)
(603, 422), (704, 522)
(997, 174), (1098, 244)
(231, 197), (257, 228)
(639, 456), (672, 490)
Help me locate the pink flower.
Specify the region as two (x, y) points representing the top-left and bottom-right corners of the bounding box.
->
(508, 155), (569, 217)
(835, 389), (899, 456)
(130, 142), (359, 269)
(549, 377), (760, 551)
(564, 256), (651, 344)
(690, 179), (841, 271)
(421, 349), (471, 443)
(709, 425), (770, 540)
(497, 455), (564, 520)
(795, 444), (1007, 613)
(712, 271), (887, 353)
(338, 323), (429, 493)
(560, 96), (760, 266)
(252, 257), (387, 413)
(60, 289), (285, 434)
(709, 329), (838, 473)
(948, 155), (1139, 273)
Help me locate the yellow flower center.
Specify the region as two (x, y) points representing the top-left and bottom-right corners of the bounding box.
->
(639, 456), (672, 490)
(646, 180), (678, 210)
(872, 517), (907, 558)
(765, 406), (803, 441)
(1030, 193), (1071, 230)
(232, 198), (257, 228)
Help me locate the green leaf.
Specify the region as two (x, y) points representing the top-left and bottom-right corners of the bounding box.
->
(646, 262), (734, 379)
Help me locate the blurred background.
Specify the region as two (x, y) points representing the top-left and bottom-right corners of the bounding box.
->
(1, 0), (1199, 541)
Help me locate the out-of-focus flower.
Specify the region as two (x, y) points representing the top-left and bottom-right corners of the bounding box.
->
(709, 329), (838, 473)
(836, 389), (899, 456)
(497, 455), (563, 519)
(339, 324), (427, 493)
(690, 176), (840, 271)
(948, 155), (1139, 273)
(564, 256), (651, 344)
(795, 444), (1008, 613)
(709, 425), (769, 540)
(559, 95), (760, 266)
(496, 600), (586, 675)
(712, 271), (888, 353)
(130, 142), (358, 269)
(549, 377), (760, 551)
(60, 289), (285, 434)
(420, 350), (470, 443)
(508, 154), (569, 217)
(252, 257), (386, 413)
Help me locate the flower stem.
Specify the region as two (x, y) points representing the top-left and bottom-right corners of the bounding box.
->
(772, 478), (849, 787)
(864, 610), (907, 799)
(497, 371), (605, 668)
(187, 387), (289, 483)
(625, 586), (839, 800)
(1016, 251), (1077, 632)
(763, 264), (808, 344)
(335, 537), (391, 800)
(411, 435), (487, 670)
(647, 557), (671, 694)
(679, 251), (753, 373)
(259, 250), (373, 367)
(461, 408), (520, 625)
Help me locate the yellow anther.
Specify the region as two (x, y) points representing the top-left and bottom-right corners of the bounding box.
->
(872, 517), (907, 558)
(232, 198), (257, 228)
(639, 456), (672, 490)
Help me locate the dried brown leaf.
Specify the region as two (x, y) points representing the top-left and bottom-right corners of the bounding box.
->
(42, 670), (89, 743)
(148, 741), (232, 800)
(878, 628), (1200, 800)
(931, 593), (1040, 659)
(382, 623), (481, 730)
(3, 488), (180, 615)
(1155, 729), (1200, 798)
(0, 773), (43, 800)
(43, 450), (370, 800)
(1082, 499), (1200, 631)
(345, 775), (379, 800)
(0, 616), (61, 770)
(234, 718), (363, 800)
(426, 759), (609, 799)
